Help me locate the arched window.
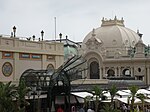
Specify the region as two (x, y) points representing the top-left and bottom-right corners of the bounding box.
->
(107, 69), (115, 77)
(122, 68), (131, 76)
(47, 64), (54, 70)
(90, 61), (99, 79)
(47, 64), (55, 76)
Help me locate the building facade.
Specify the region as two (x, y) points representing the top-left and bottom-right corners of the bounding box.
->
(0, 35), (64, 84)
(80, 16), (150, 85)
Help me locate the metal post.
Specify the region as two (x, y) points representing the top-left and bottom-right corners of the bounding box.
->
(32, 83), (37, 112)
(37, 87), (41, 112)
(33, 91), (36, 112)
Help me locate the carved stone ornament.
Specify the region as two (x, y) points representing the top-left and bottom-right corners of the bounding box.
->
(85, 29), (103, 50)
(2, 62), (13, 77)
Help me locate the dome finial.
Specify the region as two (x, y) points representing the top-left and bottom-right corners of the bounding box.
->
(137, 29), (139, 34)
(102, 17), (104, 20)
(114, 15), (117, 20)
(137, 29), (143, 38)
(92, 28), (96, 37)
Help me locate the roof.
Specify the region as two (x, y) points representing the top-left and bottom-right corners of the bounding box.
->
(108, 80), (147, 89)
(71, 80), (147, 92)
(82, 17), (140, 51)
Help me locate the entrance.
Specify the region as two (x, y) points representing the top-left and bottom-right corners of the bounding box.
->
(90, 61), (99, 79)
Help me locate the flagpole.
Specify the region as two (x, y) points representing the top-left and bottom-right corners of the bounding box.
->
(54, 17), (56, 41)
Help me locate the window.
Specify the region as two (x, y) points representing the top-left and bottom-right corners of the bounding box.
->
(90, 61), (99, 79)
(31, 54), (41, 59)
(2, 52), (13, 59)
(20, 53), (30, 59)
(47, 55), (55, 60)
(107, 69), (115, 77)
(122, 68), (131, 76)
(138, 68), (141, 72)
(19, 53), (41, 60)
(137, 76), (143, 80)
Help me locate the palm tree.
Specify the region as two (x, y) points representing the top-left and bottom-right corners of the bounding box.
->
(129, 85), (139, 112)
(92, 86), (104, 112)
(109, 84), (117, 109)
(84, 95), (92, 111)
(102, 104), (121, 112)
(136, 93), (146, 112)
(0, 81), (16, 112)
(16, 79), (30, 112)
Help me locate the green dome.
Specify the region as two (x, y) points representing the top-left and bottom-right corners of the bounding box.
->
(64, 46), (78, 60)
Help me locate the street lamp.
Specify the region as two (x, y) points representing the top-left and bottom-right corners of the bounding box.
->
(41, 30), (44, 41)
(13, 26), (16, 37)
(59, 33), (62, 42)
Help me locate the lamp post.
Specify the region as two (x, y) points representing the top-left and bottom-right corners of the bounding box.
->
(37, 87), (42, 112)
(13, 26), (16, 37)
(41, 30), (44, 41)
(59, 33), (62, 42)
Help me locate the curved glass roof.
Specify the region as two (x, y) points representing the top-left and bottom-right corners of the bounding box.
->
(64, 46), (78, 60)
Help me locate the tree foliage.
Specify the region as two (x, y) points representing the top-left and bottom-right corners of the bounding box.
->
(0, 81), (29, 112)
(129, 85), (139, 112)
(0, 81), (16, 112)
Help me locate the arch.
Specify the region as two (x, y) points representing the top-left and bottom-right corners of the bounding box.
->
(47, 64), (54, 70)
(107, 69), (115, 77)
(83, 51), (103, 64)
(83, 51), (102, 79)
(20, 69), (39, 86)
(90, 61), (99, 79)
(122, 68), (131, 76)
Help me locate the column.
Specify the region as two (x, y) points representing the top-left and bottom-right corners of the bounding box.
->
(103, 67), (106, 77)
(147, 66), (150, 85)
(131, 67), (134, 77)
(115, 67), (117, 76)
(99, 67), (102, 79)
(118, 67), (121, 77)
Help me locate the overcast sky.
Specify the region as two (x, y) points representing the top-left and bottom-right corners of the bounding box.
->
(1, 0), (150, 44)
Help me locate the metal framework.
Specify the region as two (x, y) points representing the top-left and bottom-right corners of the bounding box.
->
(20, 55), (87, 111)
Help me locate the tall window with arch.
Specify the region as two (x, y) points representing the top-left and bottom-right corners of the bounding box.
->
(90, 61), (99, 79)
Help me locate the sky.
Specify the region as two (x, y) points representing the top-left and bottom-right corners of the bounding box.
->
(1, 0), (150, 44)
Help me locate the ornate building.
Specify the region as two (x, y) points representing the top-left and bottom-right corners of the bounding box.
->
(0, 29), (64, 84)
(80, 16), (150, 85)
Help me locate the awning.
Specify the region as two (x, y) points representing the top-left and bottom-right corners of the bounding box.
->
(144, 99), (150, 103)
(101, 99), (111, 103)
(76, 97), (84, 103)
(137, 89), (150, 95)
(71, 92), (93, 98)
(116, 97), (141, 104)
(117, 90), (131, 96)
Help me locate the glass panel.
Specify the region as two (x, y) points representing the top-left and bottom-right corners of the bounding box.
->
(21, 54), (30, 58)
(4, 53), (11, 57)
(32, 55), (41, 59)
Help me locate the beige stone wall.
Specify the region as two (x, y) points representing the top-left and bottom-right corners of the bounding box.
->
(0, 36), (64, 84)
(81, 38), (150, 85)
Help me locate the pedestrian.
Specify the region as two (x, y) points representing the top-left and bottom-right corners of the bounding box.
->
(57, 105), (64, 112)
(79, 105), (85, 112)
(122, 104), (127, 112)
